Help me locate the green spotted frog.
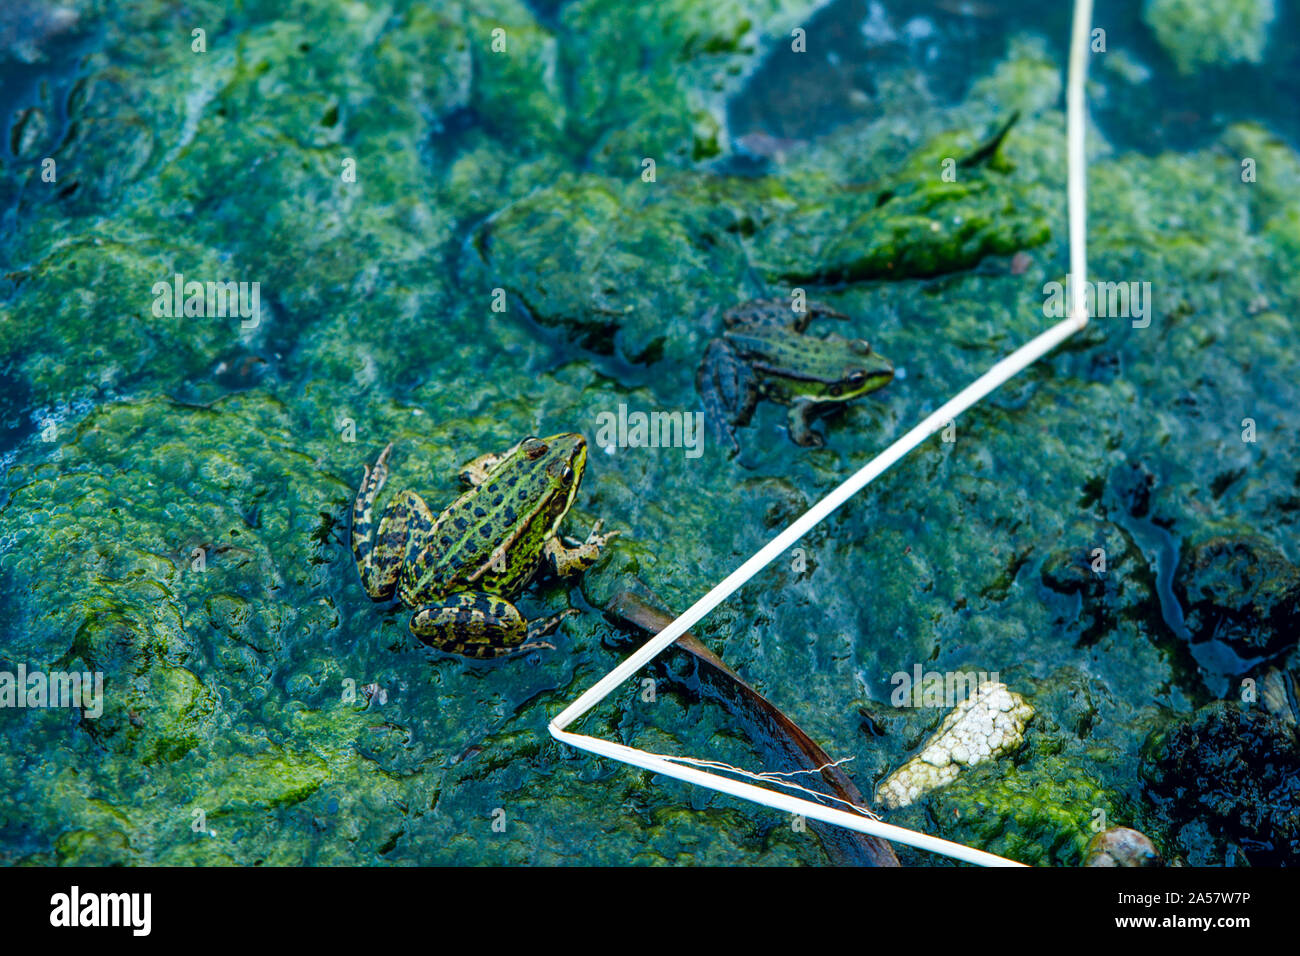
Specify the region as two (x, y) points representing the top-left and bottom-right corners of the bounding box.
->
(351, 434), (616, 659)
(696, 297), (894, 453)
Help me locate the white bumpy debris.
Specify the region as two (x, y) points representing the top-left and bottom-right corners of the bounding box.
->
(876, 681), (1034, 810)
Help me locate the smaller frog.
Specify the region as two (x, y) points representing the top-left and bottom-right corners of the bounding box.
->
(351, 434), (616, 659)
(696, 297), (894, 453)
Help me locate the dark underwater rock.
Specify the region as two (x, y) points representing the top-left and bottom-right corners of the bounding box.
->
(1142, 701), (1300, 865)
(1174, 536), (1300, 661)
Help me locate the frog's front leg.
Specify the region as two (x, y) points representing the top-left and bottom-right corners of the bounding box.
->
(696, 339), (759, 456)
(352, 444), (436, 600)
(410, 592), (572, 659)
(786, 399), (827, 448)
(545, 520), (619, 576)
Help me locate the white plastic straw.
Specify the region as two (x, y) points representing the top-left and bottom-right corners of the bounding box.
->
(550, 0), (1094, 867)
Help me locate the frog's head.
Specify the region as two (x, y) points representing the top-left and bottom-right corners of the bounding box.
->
(779, 335), (895, 403)
(829, 338), (894, 401)
(500, 432), (588, 535)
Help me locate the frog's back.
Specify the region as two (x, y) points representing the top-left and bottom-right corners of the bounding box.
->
(723, 297), (846, 332)
(401, 456), (577, 602)
(400, 499), (521, 600)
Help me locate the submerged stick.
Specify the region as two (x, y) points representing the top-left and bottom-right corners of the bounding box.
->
(603, 586), (900, 866)
(957, 109), (1021, 168)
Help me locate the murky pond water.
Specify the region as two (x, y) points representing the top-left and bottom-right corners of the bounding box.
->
(1, 0), (1297, 866)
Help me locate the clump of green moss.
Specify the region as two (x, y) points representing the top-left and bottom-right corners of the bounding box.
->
(1143, 0), (1276, 74)
(882, 671), (1140, 866)
(470, 115), (1052, 372)
(916, 750), (1118, 866)
(561, 0), (818, 170)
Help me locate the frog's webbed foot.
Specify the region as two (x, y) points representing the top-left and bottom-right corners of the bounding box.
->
(546, 520), (619, 576)
(410, 592), (564, 659)
(696, 339), (758, 457)
(787, 400), (828, 448)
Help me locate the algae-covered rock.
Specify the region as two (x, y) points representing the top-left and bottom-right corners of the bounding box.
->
(899, 741), (1122, 867)
(562, 0), (819, 169)
(1174, 535), (1300, 661)
(0, 391), (379, 861)
(469, 114), (1052, 370)
(0, 393), (346, 758)
(112, 665), (217, 767)
(464, 171), (755, 366)
(0, 0), (460, 422)
(53, 828), (133, 866)
(1143, 0), (1276, 74)
(196, 748), (328, 814)
(463, 0), (568, 153)
(0, 237), (244, 434)
(748, 117), (1053, 284)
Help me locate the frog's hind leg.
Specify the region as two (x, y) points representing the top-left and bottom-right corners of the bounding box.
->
(722, 297), (846, 333)
(356, 490), (434, 600)
(352, 443), (395, 597)
(696, 339), (759, 456)
(410, 592), (572, 659)
(352, 444), (434, 600)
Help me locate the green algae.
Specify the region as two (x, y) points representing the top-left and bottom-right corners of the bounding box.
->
(1143, 0), (1277, 75)
(0, 1), (1298, 867)
(561, 0), (820, 169)
(470, 119), (1053, 370)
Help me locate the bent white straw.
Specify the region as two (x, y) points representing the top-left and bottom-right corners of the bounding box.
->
(551, 0), (1095, 867)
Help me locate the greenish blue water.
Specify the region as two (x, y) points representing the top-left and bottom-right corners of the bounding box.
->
(1, 0), (1297, 866)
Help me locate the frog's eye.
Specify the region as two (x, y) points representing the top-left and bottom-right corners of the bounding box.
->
(849, 339), (873, 355)
(547, 459), (575, 486)
(847, 370), (869, 385)
(521, 437), (548, 460)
